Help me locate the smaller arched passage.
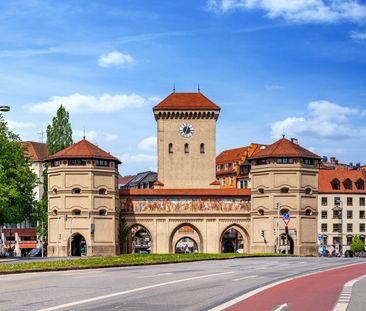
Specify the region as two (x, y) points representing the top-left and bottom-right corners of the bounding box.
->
(220, 224), (250, 253)
(175, 236), (199, 254)
(124, 224), (153, 254)
(69, 233), (87, 256)
(169, 223), (203, 253)
(278, 233), (294, 254)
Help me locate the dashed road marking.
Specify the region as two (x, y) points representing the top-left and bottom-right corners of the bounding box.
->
(232, 275), (257, 281)
(137, 272), (173, 278)
(332, 274), (366, 311)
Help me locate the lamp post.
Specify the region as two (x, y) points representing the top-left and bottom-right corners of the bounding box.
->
(334, 198), (343, 256)
(276, 202), (280, 254)
(0, 106), (10, 112)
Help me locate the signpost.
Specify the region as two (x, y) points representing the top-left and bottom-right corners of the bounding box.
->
(283, 212), (290, 254)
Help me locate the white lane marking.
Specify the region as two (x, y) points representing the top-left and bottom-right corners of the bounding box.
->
(62, 270), (105, 275)
(209, 262), (366, 311)
(274, 303), (288, 311)
(36, 271), (234, 311)
(254, 267), (266, 270)
(332, 274), (366, 311)
(233, 275), (257, 281)
(137, 272), (173, 278)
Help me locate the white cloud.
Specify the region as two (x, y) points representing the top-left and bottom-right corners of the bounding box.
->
(350, 30), (366, 40)
(5, 119), (35, 130)
(103, 132), (118, 141)
(138, 136), (157, 151)
(98, 51), (135, 67)
(29, 93), (151, 114)
(271, 100), (363, 140)
(208, 0), (366, 23)
(73, 129), (98, 142)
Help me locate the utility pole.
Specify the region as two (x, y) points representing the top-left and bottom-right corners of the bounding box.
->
(57, 216), (60, 257)
(69, 217), (73, 257)
(41, 221), (44, 257)
(277, 203), (280, 253)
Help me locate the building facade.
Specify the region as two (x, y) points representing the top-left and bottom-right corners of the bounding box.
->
(318, 169), (366, 253)
(47, 92), (320, 256)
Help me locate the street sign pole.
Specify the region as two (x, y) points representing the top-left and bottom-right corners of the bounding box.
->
(285, 226), (288, 255)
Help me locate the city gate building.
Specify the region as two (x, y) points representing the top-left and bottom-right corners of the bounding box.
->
(47, 92), (319, 256)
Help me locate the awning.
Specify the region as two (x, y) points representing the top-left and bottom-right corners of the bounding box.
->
(20, 242), (37, 249)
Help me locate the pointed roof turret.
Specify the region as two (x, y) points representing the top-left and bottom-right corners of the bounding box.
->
(47, 139), (121, 163)
(249, 138), (320, 160)
(153, 92), (220, 111)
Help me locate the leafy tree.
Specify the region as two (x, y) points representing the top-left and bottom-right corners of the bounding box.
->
(39, 105), (73, 239)
(351, 235), (365, 254)
(0, 114), (38, 227)
(46, 105), (73, 155)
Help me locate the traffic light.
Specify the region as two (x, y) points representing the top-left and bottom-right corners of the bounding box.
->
(261, 230), (264, 238)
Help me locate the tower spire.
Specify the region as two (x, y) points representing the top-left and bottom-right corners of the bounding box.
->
(173, 84), (175, 93)
(198, 84), (200, 93)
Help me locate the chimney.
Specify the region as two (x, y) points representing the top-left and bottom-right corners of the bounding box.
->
(290, 138), (298, 144)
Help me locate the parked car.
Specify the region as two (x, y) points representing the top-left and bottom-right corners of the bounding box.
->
(27, 248), (42, 257)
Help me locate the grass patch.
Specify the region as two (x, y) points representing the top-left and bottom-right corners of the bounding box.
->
(0, 253), (286, 274)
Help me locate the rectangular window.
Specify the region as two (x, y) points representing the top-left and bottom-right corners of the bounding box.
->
(360, 198), (365, 206)
(51, 160), (60, 167)
(239, 180), (244, 188)
(333, 237), (341, 244)
(347, 197), (353, 206)
(216, 164), (221, 171)
(230, 176), (234, 186)
(222, 177), (226, 186)
(95, 159), (109, 167)
(303, 158), (313, 165)
(321, 223), (327, 232)
(244, 180), (248, 188)
(360, 210), (365, 219)
(68, 159), (87, 166)
(334, 197), (341, 205)
(321, 197), (328, 206)
(360, 223), (365, 232)
(347, 210), (353, 219)
(333, 223), (341, 232)
(276, 158), (294, 164)
(232, 163), (236, 169)
(347, 223), (353, 232)
(347, 236), (353, 245)
(224, 164), (229, 171)
(321, 211), (328, 219)
(333, 209), (341, 219)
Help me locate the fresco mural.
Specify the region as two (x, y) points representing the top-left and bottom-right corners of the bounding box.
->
(120, 197), (250, 213)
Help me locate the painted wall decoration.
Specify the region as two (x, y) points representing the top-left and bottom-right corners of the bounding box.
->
(121, 197), (251, 213)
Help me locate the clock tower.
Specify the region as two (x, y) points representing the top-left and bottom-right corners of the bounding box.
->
(153, 92), (220, 188)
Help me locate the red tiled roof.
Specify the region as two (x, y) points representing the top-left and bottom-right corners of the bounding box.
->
(210, 180), (220, 186)
(318, 169), (366, 193)
(47, 139), (121, 163)
(250, 138), (320, 160)
(153, 180), (164, 186)
(120, 188), (251, 197)
(216, 147), (248, 164)
(22, 141), (48, 161)
(153, 92), (220, 111)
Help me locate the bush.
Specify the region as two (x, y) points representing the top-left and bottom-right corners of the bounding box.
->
(350, 235), (365, 254)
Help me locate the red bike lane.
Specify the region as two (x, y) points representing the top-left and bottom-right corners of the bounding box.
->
(225, 262), (366, 311)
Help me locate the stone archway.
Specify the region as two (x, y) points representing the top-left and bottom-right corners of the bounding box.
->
(169, 223), (203, 253)
(125, 224), (152, 254)
(70, 233), (87, 256)
(219, 224), (250, 253)
(279, 233), (294, 254)
(175, 236), (199, 253)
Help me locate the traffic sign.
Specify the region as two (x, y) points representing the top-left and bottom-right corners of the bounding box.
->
(283, 212), (290, 225)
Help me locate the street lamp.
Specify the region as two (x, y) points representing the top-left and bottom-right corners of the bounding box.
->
(334, 198), (343, 256)
(0, 106), (10, 112)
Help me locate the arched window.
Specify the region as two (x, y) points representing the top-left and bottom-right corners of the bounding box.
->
(280, 187), (289, 193)
(331, 178), (340, 190)
(258, 209), (264, 216)
(169, 143), (173, 154)
(343, 178), (352, 190)
(52, 209), (58, 216)
(184, 143), (189, 153)
(72, 188), (81, 194)
(99, 209), (107, 216)
(258, 188), (264, 194)
(52, 188), (58, 195)
(305, 188), (312, 195)
(99, 188), (107, 195)
(305, 209), (312, 216)
(72, 209), (81, 216)
(200, 143), (205, 154)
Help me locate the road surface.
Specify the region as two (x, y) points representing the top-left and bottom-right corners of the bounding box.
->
(0, 257), (365, 311)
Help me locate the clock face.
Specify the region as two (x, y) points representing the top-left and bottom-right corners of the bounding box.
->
(179, 123), (194, 138)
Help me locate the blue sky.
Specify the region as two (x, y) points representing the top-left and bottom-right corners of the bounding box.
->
(1, 0), (366, 175)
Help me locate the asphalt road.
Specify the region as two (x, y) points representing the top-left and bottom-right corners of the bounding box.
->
(0, 257), (365, 311)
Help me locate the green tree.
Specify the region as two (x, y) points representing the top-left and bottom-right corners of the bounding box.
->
(0, 114), (38, 227)
(46, 105), (73, 155)
(351, 235), (365, 254)
(39, 105), (73, 239)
